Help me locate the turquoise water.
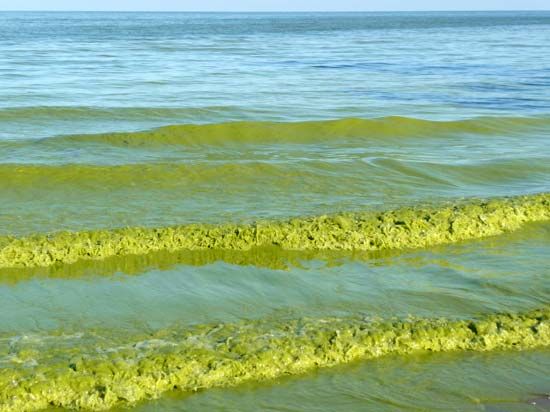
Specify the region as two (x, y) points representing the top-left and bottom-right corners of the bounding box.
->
(0, 11), (549, 411)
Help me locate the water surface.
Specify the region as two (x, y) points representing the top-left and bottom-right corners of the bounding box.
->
(0, 11), (549, 412)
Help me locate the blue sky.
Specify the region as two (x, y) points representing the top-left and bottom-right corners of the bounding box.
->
(0, 0), (548, 11)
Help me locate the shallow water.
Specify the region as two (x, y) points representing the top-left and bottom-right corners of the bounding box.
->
(0, 11), (549, 412)
(124, 350), (550, 412)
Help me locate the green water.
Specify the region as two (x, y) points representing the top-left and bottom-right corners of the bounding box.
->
(1, 11), (550, 412)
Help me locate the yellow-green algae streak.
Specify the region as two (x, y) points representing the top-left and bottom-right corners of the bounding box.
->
(1, 193), (549, 269)
(38, 116), (550, 147)
(0, 307), (548, 411)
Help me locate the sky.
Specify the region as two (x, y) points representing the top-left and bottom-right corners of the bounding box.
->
(0, 0), (549, 11)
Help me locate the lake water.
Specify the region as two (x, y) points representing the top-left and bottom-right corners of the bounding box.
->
(0, 11), (549, 412)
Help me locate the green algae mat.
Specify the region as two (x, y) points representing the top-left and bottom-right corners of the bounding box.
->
(1, 308), (549, 411)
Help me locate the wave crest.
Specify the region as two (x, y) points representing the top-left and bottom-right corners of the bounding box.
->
(1, 307), (548, 411)
(1, 193), (548, 269)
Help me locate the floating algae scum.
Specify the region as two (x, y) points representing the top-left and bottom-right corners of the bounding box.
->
(0, 196), (549, 412)
(1, 143), (550, 410)
(2, 10), (550, 412)
(0, 193), (548, 269)
(0, 308), (549, 411)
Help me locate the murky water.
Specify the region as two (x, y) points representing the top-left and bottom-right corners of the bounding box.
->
(0, 11), (549, 412)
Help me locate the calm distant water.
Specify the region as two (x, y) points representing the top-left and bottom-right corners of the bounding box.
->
(2, 11), (550, 139)
(0, 12), (549, 412)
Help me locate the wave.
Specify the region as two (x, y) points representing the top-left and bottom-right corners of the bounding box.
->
(0, 193), (548, 269)
(1, 306), (548, 411)
(2, 220), (548, 284)
(2, 157), (548, 191)
(0, 161), (359, 189)
(4, 115), (550, 147)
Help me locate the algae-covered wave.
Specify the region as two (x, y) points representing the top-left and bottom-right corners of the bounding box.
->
(0, 193), (548, 269)
(5, 115), (550, 148)
(1, 221), (549, 284)
(1, 307), (548, 411)
(0, 161), (354, 190)
(3, 157), (548, 191)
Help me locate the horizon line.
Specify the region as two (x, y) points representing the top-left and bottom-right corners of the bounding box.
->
(1, 9), (550, 12)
